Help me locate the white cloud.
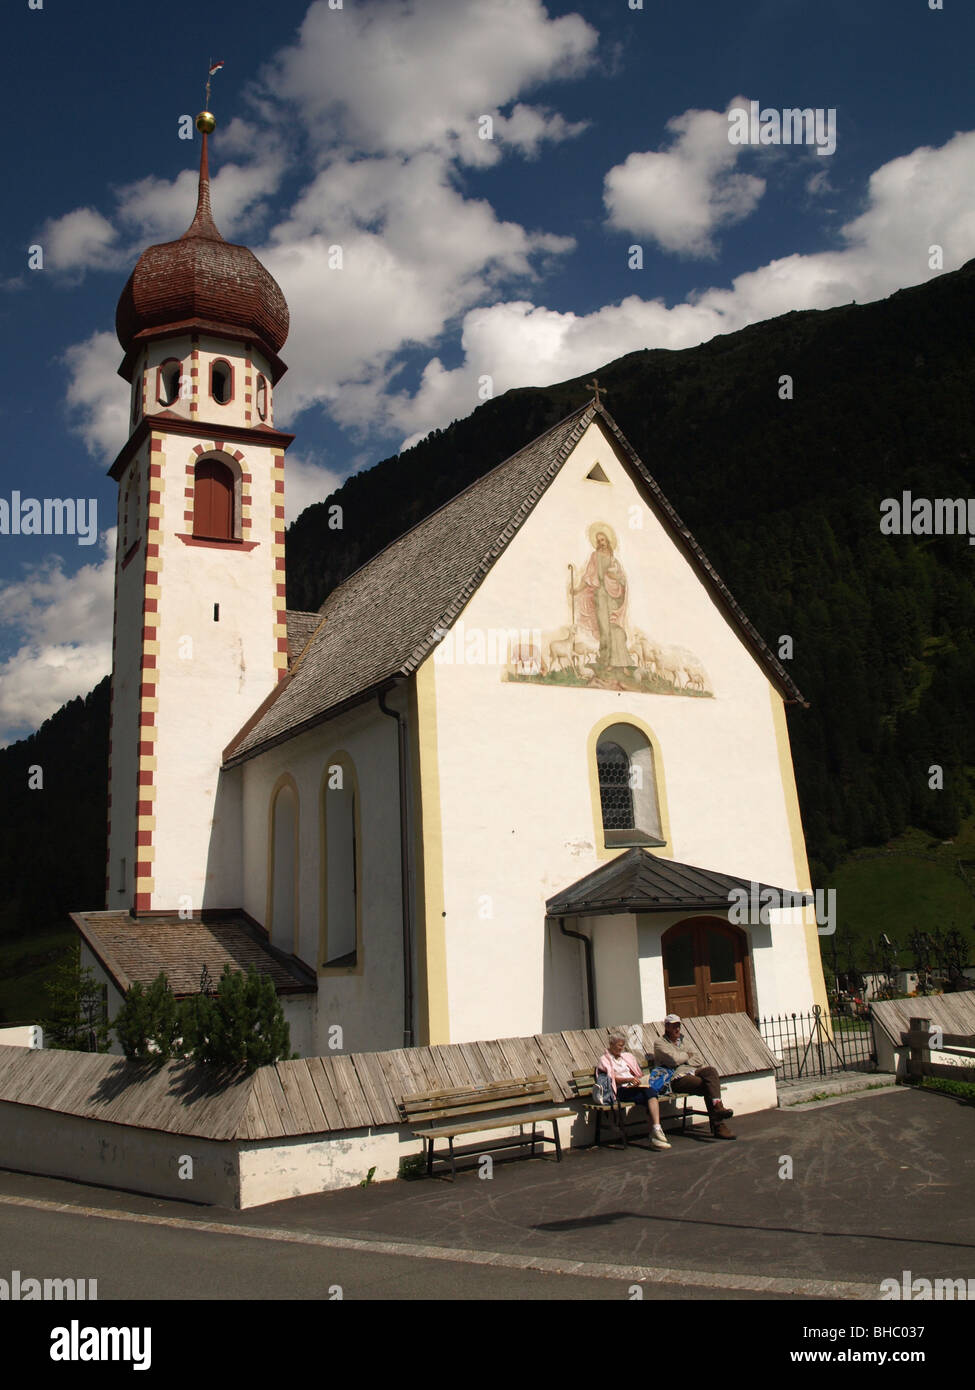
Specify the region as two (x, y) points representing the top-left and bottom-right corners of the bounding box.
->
(38, 130), (285, 279)
(265, 0), (596, 163)
(263, 152), (574, 427)
(0, 532), (115, 745)
(284, 453), (344, 524)
(38, 206), (119, 273)
(603, 97), (766, 257)
(63, 331), (130, 461)
(391, 128), (975, 442)
(113, 148), (284, 245)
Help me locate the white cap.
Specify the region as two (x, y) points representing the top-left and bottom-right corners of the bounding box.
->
(664, 1013), (681, 1024)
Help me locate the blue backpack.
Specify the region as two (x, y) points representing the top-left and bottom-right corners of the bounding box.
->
(646, 1066), (675, 1096)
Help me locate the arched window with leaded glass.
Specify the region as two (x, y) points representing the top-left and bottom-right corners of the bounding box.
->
(595, 723), (665, 848)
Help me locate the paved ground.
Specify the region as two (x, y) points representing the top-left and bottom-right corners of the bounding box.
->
(1, 1086), (972, 1303)
(239, 1087), (974, 1289)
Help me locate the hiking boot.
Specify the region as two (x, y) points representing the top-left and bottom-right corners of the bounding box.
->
(711, 1105), (734, 1122)
(711, 1122), (736, 1140)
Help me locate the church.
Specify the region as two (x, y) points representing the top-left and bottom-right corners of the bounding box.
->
(72, 113), (828, 1060)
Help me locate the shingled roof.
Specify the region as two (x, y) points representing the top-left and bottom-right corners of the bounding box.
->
(70, 911), (316, 997)
(285, 609), (322, 668)
(224, 401), (806, 766)
(546, 848), (813, 918)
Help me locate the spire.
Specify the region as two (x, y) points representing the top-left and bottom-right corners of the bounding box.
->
(182, 129), (223, 242)
(183, 64), (223, 241)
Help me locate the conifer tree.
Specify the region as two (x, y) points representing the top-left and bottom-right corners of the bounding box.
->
(114, 972), (179, 1062)
(185, 964), (293, 1073)
(43, 944), (111, 1052)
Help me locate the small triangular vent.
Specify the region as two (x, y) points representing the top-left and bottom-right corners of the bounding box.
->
(586, 463), (609, 482)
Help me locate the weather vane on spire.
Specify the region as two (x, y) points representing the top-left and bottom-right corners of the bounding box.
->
(197, 58), (224, 135)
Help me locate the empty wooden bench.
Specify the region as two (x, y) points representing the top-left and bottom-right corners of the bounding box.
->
(400, 1075), (574, 1180)
(571, 1064), (708, 1148)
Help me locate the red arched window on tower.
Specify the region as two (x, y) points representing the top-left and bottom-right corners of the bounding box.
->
(193, 459), (234, 540)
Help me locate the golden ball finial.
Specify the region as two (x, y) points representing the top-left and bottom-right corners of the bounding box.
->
(196, 110), (217, 135)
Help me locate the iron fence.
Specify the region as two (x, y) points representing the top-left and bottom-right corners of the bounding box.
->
(755, 1003), (876, 1082)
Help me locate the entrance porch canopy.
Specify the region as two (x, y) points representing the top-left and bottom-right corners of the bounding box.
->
(546, 848), (812, 919)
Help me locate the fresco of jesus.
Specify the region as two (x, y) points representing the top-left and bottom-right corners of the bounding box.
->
(575, 523), (630, 668)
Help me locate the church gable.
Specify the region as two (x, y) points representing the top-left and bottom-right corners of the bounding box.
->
(435, 415), (791, 706)
(225, 401), (801, 767)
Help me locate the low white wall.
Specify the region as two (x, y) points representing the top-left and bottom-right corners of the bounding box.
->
(0, 1102), (239, 1207)
(1, 1073), (778, 1209)
(0, 1026), (42, 1049)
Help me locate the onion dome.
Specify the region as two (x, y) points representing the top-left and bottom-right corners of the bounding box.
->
(115, 128), (288, 378)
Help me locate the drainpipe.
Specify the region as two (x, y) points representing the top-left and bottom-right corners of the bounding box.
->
(379, 686), (415, 1047)
(559, 917), (596, 1027)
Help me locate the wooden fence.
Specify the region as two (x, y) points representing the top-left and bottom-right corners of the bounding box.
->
(901, 1015), (975, 1083)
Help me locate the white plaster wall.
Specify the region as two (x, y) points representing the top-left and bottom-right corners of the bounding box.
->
(0, 1073), (778, 1210)
(588, 914), (642, 1025)
(280, 996), (316, 1059)
(0, 1026), (42, 1048)
(150, 420), (281, 911)
(238, 1126), (422, 1206)
(241, 702), (407, 1056)
(0, 1103), (239, 1207)
(427, 419), (817, 1041)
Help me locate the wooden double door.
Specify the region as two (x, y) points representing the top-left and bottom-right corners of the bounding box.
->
(662, 917), (752, 1018)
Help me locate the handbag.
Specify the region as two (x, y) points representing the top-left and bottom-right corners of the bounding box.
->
(592, 1069), (615, 1106)
(646, 1066), (675, 1096)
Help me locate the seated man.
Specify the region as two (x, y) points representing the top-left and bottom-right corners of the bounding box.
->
(653, 1014), (736, 1140)
(596, 1030), (671, 1150)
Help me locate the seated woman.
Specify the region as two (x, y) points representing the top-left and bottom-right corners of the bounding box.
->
(596, 1031), (671, 1150)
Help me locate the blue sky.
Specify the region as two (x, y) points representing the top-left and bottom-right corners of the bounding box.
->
(1, 0), (973, 744)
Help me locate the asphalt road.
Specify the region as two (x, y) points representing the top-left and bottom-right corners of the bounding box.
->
(0, 1187), (785, 1301)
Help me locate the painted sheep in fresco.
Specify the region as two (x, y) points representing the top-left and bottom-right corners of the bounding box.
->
(545, 626), (577, 674)
(571, 629), (600, 676)
(629, 634), (710, 692)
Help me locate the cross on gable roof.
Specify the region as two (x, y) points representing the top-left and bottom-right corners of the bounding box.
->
(223, 401), (806, 766)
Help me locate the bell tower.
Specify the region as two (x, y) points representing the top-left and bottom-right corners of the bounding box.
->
(107, 103), (293, 915)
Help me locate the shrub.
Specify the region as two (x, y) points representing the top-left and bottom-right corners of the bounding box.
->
(185, 963), (294, 1073)
(114, 973), (179, 1062)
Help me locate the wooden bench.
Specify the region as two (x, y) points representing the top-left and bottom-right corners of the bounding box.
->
(400, 1075), (575, 1180)
(571, 1064), (708, 1148)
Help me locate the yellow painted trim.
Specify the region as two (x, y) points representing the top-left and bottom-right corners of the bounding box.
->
(586, 712), (673, 862)
(768, 686), (829, 1015)
(410, 660), (450, 1044)
(266, 772), (301, 956)
(318, 752), (364, 976)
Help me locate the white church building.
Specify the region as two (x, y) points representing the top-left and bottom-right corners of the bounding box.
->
(73, 124), (828, 1060)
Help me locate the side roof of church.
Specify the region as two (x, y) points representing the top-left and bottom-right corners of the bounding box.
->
(224, 400), (805, 766)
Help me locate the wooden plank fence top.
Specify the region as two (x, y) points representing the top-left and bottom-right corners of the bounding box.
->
(870, 994), (975, 1050)
(0, 1011), (775, 1143)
